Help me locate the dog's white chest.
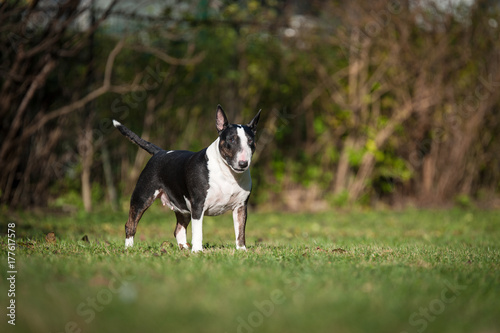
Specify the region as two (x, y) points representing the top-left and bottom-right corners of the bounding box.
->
(204, 141), (252, 216)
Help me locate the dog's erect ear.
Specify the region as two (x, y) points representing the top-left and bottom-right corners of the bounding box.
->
(216, 105), (229, 134)
(247, 109), (261, 134)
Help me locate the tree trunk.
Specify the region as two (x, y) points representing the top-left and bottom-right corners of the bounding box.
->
(334, 137), (355, 195)
(80, 119), (94, 213)
(349, 153), (375, 201)
(101, 142), (119, 211)
(127, 95), (156, 193)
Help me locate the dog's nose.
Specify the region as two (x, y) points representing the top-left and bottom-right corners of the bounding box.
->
(238, 160), (248, 169)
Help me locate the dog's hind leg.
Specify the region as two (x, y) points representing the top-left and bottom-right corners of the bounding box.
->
(174, 212), (191, 250)
(124, 189), (156, 248)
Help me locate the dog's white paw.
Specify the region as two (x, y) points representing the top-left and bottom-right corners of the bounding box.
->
(236, 245), (247, 251)
(178, 243), (191, 250)
(191, 245), (203, 253)
(125, 237), (134, 248)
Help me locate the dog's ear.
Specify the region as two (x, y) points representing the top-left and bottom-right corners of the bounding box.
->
(216, 105), (229, 134)
(247, 109), (261, 134)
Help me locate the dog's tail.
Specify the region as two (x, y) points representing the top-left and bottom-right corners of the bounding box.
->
(113, 120), (162, 155)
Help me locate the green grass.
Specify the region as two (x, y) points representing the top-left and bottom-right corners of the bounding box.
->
(1, 207), (499, 333)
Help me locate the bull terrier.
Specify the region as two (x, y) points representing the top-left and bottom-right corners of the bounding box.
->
(113, 105), (261, 252)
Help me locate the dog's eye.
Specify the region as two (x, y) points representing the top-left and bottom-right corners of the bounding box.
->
(229, 137), (236, 144)
(248, 138), (254, 145)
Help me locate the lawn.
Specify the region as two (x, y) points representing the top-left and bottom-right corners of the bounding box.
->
(1, 207), (499, 333)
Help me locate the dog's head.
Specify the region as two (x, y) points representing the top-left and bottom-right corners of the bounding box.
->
(215, 105), (261, 173)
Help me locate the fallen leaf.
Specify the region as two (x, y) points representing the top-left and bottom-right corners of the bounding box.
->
(81, 235), (90, 243)
(45, 232), (56, 244)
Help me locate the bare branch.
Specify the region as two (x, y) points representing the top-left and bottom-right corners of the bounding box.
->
(0, 58), (56, 161)
(19, 40), (140, 142)
(130, 44), (206, 66)
(104, 38), (125, 87)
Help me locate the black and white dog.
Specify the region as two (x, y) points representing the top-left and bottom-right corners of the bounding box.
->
(113, 105), (261, 252)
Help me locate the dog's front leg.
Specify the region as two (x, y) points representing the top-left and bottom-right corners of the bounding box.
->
(233, 205), (247, 250)
(191, 207), (205, 253)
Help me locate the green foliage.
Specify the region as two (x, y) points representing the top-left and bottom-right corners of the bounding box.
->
(80, 2), (500, 208)
(50, 190), (83, 211)
(328, 190), (350, 208)
(454, 194), (474, 209)
(347, 147), (366, 168)
(3, 0), (500, 209)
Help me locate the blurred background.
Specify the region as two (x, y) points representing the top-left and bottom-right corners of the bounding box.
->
(1, 0), (500, 213)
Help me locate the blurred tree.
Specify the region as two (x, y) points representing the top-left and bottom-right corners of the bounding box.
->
(0, 0), (118, 207)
